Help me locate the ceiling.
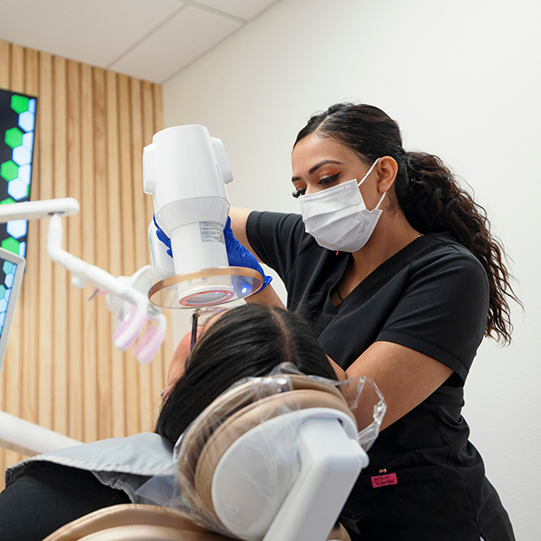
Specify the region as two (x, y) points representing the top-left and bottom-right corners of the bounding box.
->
(0, 0), (280, 84)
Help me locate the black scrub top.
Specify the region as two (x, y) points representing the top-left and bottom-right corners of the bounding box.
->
(246, 211), (515, 541)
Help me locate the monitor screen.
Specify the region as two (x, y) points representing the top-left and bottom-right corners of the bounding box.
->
(0, 88), (37, 258)
(0, 247), (25, 373)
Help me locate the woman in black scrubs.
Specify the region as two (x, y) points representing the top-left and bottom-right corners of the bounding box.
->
(231, 103), (518, 541)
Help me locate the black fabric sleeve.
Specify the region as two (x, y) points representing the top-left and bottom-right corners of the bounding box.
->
(376, 251), (490, 382)
(245, 211), (307, 281)
(0, 461), (130, 541)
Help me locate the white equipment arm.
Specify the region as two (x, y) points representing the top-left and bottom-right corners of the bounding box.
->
(47, 214), (166, 363)
(0, 410), (80, 456)
(0, 197), (79, 221)
(0, 198), (166, 363)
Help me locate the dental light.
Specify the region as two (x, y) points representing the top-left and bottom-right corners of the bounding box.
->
(104, 265), (166, 362)
(47, 211), (166, 364)
(144, 125), (264, 309)
(0, 197), (166, 364)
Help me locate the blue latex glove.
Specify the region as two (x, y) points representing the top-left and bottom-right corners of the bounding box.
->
(153, 215), (172, 257)
(223, 217), (273, 291)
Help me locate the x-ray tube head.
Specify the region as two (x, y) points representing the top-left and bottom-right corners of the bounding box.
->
(144, 125), (263, 308)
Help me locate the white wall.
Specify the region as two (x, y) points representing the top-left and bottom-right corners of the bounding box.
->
(163, 0), (541, 538)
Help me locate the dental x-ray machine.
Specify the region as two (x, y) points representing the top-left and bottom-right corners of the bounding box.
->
(144, 124), (264, 309)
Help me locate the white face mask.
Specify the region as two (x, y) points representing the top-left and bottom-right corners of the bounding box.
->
(299, 158), (385, 252)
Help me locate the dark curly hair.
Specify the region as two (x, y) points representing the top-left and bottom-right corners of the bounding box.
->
(295, 103), (520, 344)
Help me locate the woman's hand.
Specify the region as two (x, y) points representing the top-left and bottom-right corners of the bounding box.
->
(223, 217), (273, 290)
(225, 210), (285, 307)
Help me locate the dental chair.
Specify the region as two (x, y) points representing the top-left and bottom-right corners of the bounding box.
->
(44, 372), (382, 541)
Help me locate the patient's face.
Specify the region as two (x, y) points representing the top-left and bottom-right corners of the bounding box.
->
(163, 309), (227, 400)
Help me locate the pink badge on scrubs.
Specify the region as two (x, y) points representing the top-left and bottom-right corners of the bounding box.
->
(371, 473), (398, 488)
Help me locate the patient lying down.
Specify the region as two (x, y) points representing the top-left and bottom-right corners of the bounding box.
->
(0, 304), (339, 541)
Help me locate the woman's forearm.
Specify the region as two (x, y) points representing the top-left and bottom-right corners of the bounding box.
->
(245, 284), (286, 309)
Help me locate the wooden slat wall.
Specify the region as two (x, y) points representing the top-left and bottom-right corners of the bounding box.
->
(0, 39), (169, 487)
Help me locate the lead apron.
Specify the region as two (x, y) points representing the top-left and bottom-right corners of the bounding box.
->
(5, 432), (175, 502)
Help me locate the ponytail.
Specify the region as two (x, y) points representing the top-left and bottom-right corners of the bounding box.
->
(398, 152), (519, 344)
(295, 103), (520, 344)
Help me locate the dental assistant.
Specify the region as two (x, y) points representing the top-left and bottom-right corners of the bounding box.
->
(230, 103), (517, 541)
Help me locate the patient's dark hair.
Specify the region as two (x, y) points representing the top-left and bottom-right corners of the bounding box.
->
(156, 304), (336, 445)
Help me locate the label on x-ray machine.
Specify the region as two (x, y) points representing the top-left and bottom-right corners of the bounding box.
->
(200, 222), (225, 244)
